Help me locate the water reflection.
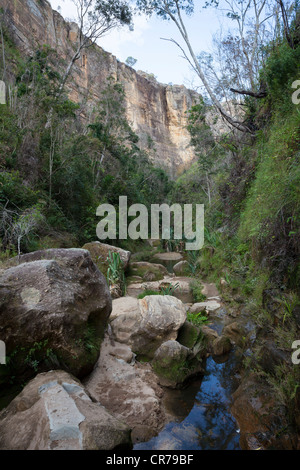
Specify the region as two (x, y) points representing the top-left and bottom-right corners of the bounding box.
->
(134, 353), (241, 450)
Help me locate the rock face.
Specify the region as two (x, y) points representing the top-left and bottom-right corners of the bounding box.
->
(0, 249), (112, 381)
(0, 370), (131, 450)
(110, 295), (186, 359)
(2, 0), (199, 177)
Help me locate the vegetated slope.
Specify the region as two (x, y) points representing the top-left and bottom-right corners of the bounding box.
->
(170, 15), (300, 447)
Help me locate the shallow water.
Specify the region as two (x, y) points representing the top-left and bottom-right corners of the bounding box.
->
(134, 352), (241, 450)
(134, 312), (242, 451)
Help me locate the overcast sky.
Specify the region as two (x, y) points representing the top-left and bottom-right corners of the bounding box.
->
(48, 0), (229, 88)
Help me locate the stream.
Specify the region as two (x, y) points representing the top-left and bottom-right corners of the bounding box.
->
(134, 323), (242, 450)
(134, 254), (242, 450)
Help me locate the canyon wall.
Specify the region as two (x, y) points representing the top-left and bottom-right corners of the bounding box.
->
(1, 0), (199, 177)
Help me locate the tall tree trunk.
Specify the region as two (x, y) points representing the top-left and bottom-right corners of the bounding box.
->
(166, 3), (252, 134)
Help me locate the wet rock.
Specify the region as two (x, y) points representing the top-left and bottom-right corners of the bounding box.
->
(212, 336), (233, 356)
(0, 249), (111, 381)
(0, 370), (131, 450)
(201, 325), (219, 348)
(152, 340), (205, 389)
(223, 321), (247, 348)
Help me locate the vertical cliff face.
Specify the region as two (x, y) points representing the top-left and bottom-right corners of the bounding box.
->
(2, 0), (199, 177)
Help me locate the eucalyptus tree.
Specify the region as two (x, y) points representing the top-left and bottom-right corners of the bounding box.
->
(136, 0), (254, 133)
(58, 0), (133, 95)
(135, 0), (284, 133)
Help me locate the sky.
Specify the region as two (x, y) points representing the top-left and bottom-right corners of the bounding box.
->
(48, 0), (230, 88)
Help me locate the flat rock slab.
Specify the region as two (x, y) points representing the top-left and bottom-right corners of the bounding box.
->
(189, 300), (221, 313)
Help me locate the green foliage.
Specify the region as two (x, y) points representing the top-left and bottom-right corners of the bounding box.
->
(0, 107), (20, 167)
(137, 282), (180, 298)
(160, 282), (179, 295)
(190, 279), (207, 302)
(137, 290), (161, 299)
(187, 311), (209, 327)
(107, 251), (126, 295)
(259, 362), (300, 425)
(136, 0), (195, 19)
(0, 171), (39, 208)
(0, 34), (171, 254)
(238, 109), (300, 286)
(261, 42), (300, 108)
(125, 56), (137, 67)
(95, 0), (133, 25)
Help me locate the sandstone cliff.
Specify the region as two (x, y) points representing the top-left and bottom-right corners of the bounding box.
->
(1, 0), (199, 177)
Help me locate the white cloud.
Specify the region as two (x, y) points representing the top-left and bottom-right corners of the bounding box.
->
(49, 1), (150, 60)
(98, 14), (150, 59)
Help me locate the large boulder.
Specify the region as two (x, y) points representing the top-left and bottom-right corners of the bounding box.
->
(0, 249), (112, 382)
(82, 241), (131, 276)
(0, 370), (131, 450)
(110, 295), (186, 360)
